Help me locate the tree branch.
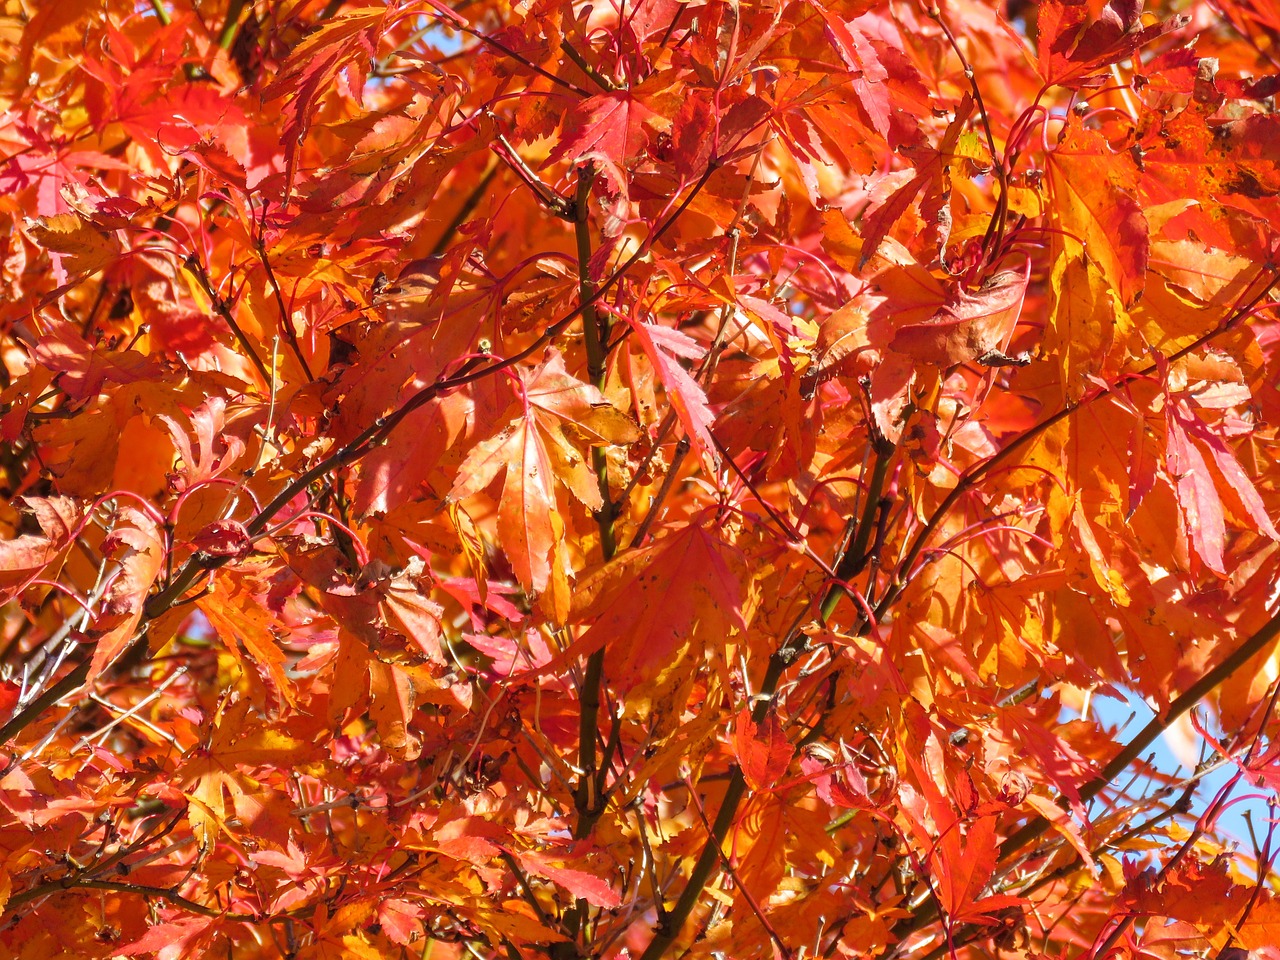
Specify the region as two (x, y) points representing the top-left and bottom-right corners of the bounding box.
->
(6, 878), (223, 918)
(637, 438), (897, 960)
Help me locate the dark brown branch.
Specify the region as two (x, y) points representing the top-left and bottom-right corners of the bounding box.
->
(430, 159), (501, 258)
(6, 878), (223, 918)
(573, 163), (619, 840)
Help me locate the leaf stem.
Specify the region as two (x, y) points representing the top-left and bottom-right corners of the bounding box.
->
(629, 437), (689, 548)
(929, 9), (1009, 259)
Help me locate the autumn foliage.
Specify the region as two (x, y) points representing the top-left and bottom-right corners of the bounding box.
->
(3, 0), (1280, 956)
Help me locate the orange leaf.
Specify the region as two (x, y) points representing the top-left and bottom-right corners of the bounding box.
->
(448, 350), (637, 592)
(889, 268), (1029, 367)
(514, 849), (622, 909)
(88, 506), (165, 681)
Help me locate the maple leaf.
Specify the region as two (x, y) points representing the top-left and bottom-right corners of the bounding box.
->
(513, 848), (622, 909)
(30, 323), (157, 403)
(155, 398), (245, 490)
(287, 548), (449, 672)
(1037, 0), (1188, 85)
(546, 90), (660, 189)
(568, 523), (745, 690)
(1165, 394), (1279, 574)
(88, 506), (166, 681)
(376, 899), (428, 947)
(1046, 255), (1115, 401)
(115, 916), (216, 960)
(857, 96), (976, 269)
(180, 699), (306, 849)
(1047, 122), (1150, 308)
(629, 321), (717, 462)
(447, 350), (638, 592)
(811, 1), (893, 136)
(22, 212), (120, 285)
(733, 708), (795, 792)
(798, 747), (872, 809)
(6, 2), (1280, 958)
(260, 7), (391, 199)
(0, 496), (86, 599)
(197, 585), (294, 710)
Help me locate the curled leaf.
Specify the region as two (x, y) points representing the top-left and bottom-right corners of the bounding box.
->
(890, 268), (1029, 367)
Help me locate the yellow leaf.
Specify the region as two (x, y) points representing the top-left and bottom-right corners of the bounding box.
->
(1046, 254), (1113, 402)
(24, 212), (120, 277)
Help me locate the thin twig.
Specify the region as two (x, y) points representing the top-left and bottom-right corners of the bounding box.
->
(254, 232), (314, 380)
(560, 41), (618, 91)
(182, 253), (271, 387)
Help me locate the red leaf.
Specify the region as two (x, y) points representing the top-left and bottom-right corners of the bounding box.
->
(260, 8), (389, 195)
(630, 321), (717, 461)
(189, 520), (252, 559)
(1048, 134), (1149, 307)
(733, 707), (795, 792)
(447, 351), (638, 593)
(1165, 399), (1228, 574)
(670, 91), (716, 171)
(1127, 411), (1157, 520)
(117, 916), (216, 959)
(0, 496), (86, 598)
(515, 849), (622, 909)
(857, 96), (974, 269)
(507, 524), (744, 689)
(368, 661), (421, 761)
(376, 899), (427, 947)
(811, 1), (890, 135)
(799, 749), (872, 809)
(156, 397), (245, 490)
(430, 816), (506, 863)
(1171, 397), (1279, 542)
(1037, 0), (1186, 85)
(546, 91), (659, 188)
